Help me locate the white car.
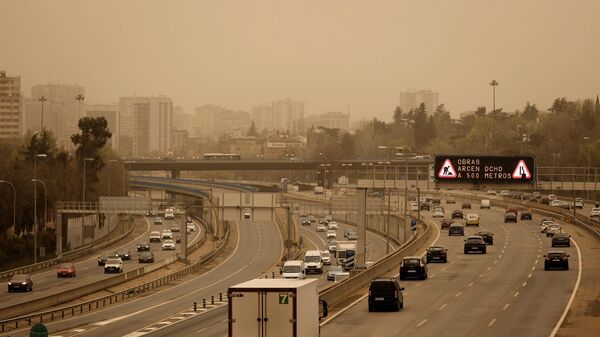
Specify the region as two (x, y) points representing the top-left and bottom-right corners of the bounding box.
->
(548, 194), (558, 201)
(540, 220), (555, 233)
(432, 208), (444, 218)
(162, 239), (176, 250)
(164, 211), (175, 220)
(104, 257), (123, 274)
(410, 203), (419, 211)
(328, 221), (339, 230)
(161, 229), (173, 240)
(590, 208), (600, 217)
(320, 250), (331, 265)
(316, 225), (327, 232)
(243, 208), (251, 219)
(466, 213), (480, 226)
(500, 190), (510, 197)
(550, 199), (561, 207)
(480, 199), (491, 209)
(149, 231), (161, 243)
(326, 230), (337, 239)
(186, 222), (195, 231)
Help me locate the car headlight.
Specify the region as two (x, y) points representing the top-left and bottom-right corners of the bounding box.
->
(22, 282), (27, 285)
(8, 282), (12, 285)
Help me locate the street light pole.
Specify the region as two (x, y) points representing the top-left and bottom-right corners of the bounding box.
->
(38, 96), (47, 130)
(490, 80), (499, 148)
(0, 180), (16, 236)
(584, 137), (591, 199)
(33, 153), (47, 263)
(32, 179), (47, 231)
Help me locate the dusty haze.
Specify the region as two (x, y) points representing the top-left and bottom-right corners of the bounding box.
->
(1, 0), (599, 119)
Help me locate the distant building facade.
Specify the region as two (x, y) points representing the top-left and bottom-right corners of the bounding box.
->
(0, 71), (22, 138)
(86, 104), (118, 150)
(194, 104), (251, 138)
(252, 98), (304, 135)
(219, 135), (265, 159)
(263, 135), (306, 159)
(304, 111), (350, 131)
(171, 129), (189, 157)
(399, 89), (439, 115)
(26, 84), (85, 150)
(118, 96), (173, 157)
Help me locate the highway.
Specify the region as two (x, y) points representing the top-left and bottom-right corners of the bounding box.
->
(0, 214), (203, 315)
(2, 218), (282, 337)
(320, 197), (581, 337)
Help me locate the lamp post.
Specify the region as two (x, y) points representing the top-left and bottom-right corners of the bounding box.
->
(490, 80), (499, 148)
(0, 180), (16, 235)
(38, 96), (47, 130)
(108, 159), (117, 197)
(549, 139), (558, 193)
(395, 147), (411, 243)
(33, 153), (47, 263)
(32, 179), (47, 231)
(583, 137), (591, 199)
(75, 94), (85, 116)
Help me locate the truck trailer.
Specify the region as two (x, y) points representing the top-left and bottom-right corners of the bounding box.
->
(228, 278), (321, 337)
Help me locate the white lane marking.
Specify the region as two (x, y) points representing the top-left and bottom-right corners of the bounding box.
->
(487, 266), (493, 271)
(498, 254), (503, 258)
(441, 267), (447, 271)
(455, 291), (463, 298)
(416, 282), (423, 287)
(535, 259), (538, 264)
(550, 237), (583, 337)
(493, 260), (498, 264)
(72, 329), (85, 333)
(417, 319), (428, 327)
(196, 328), (207, 334)
(502, 303), (510, 310)
(522, 282), (527, 287)
(438, 304), (447, 310)
(531, 266), (536, 271)
(468, 282), (474, 288)
(514, 292), (520, 298)
(478, 274), (484, 278)
(528, 273), (532, 278)
(488, 318), (497, 327)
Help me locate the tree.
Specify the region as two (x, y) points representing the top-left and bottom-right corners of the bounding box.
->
(413, 103), (429, 150)
(521, 102), (539, 121)
(247, 120), (259, 137)
(474, 106), (486, 117)
(23, 129), (57, 161)
(392, 107), (404, 125)
(579, 99), (595, 131)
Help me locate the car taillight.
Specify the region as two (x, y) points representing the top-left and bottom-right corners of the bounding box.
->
(562, 257), (567, 260)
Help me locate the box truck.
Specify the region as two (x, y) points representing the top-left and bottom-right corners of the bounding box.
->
(228, 279), (325, 337)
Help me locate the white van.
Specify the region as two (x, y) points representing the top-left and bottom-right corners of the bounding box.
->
(281, 260), (305, 279)
(303, 250), (323, 274)
(480, 199), (491, 209)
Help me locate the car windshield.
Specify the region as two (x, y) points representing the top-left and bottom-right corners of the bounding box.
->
(11, 275), (28, 282)
(404, 259), (421, 266)
(305, 256), (321, 262)
(164, 240), (174, 244)
(59, 263), (73, 268)
(467, 238), (482, 243)
(370, 281), (396, 292)
(106, 259), (120, 264)
(429, 247), (444, 251)
(283, 265), (302, 273)
(548, 253), (565, 258)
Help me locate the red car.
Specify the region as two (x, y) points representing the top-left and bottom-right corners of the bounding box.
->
(57, 263), (76, 278)
(440, 218), (454, 230)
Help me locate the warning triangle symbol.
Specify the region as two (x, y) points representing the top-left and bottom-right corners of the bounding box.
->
(437, 159), (457, 179)
(512, 160), (532, 179)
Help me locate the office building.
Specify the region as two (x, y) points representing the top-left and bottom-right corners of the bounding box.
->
(26, 84), (85, 149)
(118, 96), (173, 157)
(252, 98), (304, 135)
(304, 111), (350, 131)
(399, 89), (439, 115)
(171, 129), (189, 157)
(0, 71), (22, 138)
(194, 104), (251, 138)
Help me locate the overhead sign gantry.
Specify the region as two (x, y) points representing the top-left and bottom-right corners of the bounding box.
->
(434, 155), (536, 188)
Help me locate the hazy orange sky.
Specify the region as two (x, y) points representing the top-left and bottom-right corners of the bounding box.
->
(1, 0), (599, 119)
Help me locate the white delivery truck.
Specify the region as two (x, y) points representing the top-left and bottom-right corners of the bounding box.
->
(336, 241), (357, 270)
(303, 250), (323, 274)
(228, 278), (325, 337)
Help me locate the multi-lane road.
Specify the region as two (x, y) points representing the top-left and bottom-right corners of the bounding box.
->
(0, 214), (203, 315)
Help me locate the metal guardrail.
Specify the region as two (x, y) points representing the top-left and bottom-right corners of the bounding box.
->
(0, 221), (229, 334)
(0, 218), (136, 281)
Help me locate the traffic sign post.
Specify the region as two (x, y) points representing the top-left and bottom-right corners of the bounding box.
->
(434, 155), (536, 189)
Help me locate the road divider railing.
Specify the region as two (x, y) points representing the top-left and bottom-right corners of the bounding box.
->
(0, 220), (229, 334)
(0, 216), (136, 281)
(318, 220), (432, 310)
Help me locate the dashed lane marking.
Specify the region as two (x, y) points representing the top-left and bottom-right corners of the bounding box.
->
(488, 318), (497, 327)
(438, 304), (447, 310)
(468, 282), (474, 288)
(417, 319), (428, 327)
(502, 303), (510, 310)
(514, 292), (520, 298)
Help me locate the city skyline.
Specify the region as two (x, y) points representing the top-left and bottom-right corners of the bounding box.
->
(2, 1), (599, 120)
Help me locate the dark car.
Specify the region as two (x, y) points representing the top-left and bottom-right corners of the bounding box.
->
(544, 251), (569, 270)
(552, 233), (571, 247)
(451, 209), (464, 219)
(116, 248), (131, 260)
(432, 199), (441, 205)
(520, 211), (532, 220)
(461, 202), (472, 209)
(420, 202), (431, 211)
(368, 278), (404, 312)
(399, 256), (428, 280)
(137, 241), (150, 252)
(426, 246), (448, 263)
(504, 213), (517, 223)
(98, 255), (109, 266)
(57, 263), (76, 278)
(464, 236), (487, 254)
(529, 196), (538, 202)
(475, 231), (494, 245)
(440, 218), (454, 230)
(446, 197), (456, 204)
(8, 274), (33, 292)
(541, 197), (550, 205)
(301, 218), (311, 226)
(449, 224), (465, 236)
(139, 251), (155, 263)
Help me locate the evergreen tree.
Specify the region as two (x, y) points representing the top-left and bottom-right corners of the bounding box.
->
(413, 103), (429, 149)
(521, 102), (539, 121)
(247, 120), (258, 137)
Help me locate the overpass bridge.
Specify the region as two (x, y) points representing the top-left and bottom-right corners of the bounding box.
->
(123, 158), (600, 191)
